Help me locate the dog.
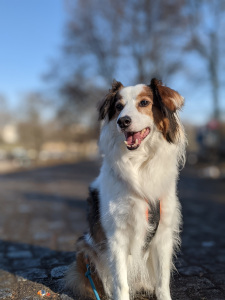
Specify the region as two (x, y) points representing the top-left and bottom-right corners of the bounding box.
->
(66, 78), (186, 300)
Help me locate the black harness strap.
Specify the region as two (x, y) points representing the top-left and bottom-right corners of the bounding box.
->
(143, 200), (160, 251)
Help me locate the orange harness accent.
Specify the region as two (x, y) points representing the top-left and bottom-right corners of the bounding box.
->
(145, 207), (149, 221)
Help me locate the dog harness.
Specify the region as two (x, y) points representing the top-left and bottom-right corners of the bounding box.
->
(143, 199), (161, 250)
(85, 261), (101, 300)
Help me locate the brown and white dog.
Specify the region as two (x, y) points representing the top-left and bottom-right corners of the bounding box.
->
(66, 79), (186, 300)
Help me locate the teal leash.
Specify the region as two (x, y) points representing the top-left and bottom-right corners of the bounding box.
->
(85, 263), (101, 300)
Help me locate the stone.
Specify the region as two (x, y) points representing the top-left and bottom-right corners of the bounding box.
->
(0, 259), (10, 270)
(197, 288), (225, 300)
(51, 266), (69, 279)
(178, 266), (205, 276)
(201, 241), (215, 247)
(60, 294), (74, 300)
(171, 291), (190, 300)
(220, 285), (225, 292)
(8, 245), (30, 252)
(217, 254), (225, 263)
(22, 297), (40, 300)
(41, 257), (60, 266)
(12, 258), (41, 269)
(0, 288), (12, 299)
(207, 274), (225, 286)
(0, 157), (225, 300)
(175, 255), (187, 266)
(204, 264), (225, 273)
(17, 276), (27, 282)
(16, 268), (48, 280)
(174, 276), (215, 291)
(50, 278), (65, 293)
(7, 250), (32, 259)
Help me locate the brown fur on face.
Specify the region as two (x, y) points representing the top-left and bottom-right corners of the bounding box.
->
(135, 83), (183, 144)
(135, 86), (170, 141)
(98, 80), (123, 121)
(136, 86), (154, 116)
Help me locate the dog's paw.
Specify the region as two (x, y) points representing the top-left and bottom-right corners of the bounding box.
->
(155, 288), (172, 300)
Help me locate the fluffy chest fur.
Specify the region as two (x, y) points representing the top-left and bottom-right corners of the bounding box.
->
(66, 78), (186, 300)
(94, 127), (179, 251)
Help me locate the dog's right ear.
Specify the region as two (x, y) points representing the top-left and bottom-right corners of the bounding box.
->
(150, 78), (184, 112)
(98, 80), (123, 121)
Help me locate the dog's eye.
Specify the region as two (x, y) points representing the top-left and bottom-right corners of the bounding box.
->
(115, 103), (124, 111)
(139, 100), (150, 107)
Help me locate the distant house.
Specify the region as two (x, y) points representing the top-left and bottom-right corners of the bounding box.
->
(1, 124), (19, 144)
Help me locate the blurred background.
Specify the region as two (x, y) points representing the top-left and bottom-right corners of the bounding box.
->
(0, 1), (225, 299)
(0, 0), (225, 173)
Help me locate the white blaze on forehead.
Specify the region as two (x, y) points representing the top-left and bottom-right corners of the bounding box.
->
(119, 84), (146, 103)
(117, 84), (153, 133)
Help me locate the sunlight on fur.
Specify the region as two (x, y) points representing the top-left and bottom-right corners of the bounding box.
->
(65, 78), (187, 300)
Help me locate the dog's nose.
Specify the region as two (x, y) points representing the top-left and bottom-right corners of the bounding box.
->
(117, 116), (132, 129)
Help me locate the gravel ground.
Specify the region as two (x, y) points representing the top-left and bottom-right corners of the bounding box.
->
(0, 160), (224, 300)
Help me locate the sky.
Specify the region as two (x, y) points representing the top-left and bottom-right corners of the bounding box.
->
(0, 1), (224, 125)
(0, 0), (66, 109)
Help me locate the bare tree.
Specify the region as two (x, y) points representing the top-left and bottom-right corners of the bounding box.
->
(17, 93), (46, 151)
(185, 0), (225, 120)
(0, 94), (13, 128)
(46, 0), (187, 129)
(63, 0), (186, 84)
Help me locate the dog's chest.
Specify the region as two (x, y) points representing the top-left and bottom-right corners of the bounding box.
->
(101, 190), (159, 252)
(98, 160), (163, 231)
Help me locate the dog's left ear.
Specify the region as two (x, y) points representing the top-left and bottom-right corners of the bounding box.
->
(150, 78), (184, 112)
(98, 80), (123, 121)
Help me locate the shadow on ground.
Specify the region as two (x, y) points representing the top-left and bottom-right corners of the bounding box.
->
(0, 160), (225, 299)
(0, 239), (75, 299)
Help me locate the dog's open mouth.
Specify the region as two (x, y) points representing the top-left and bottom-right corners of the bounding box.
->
(124, 127), (150, 150)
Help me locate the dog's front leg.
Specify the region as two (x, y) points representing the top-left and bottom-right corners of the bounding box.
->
(152, 225), (173, 300)
(108, 233), (130, 300)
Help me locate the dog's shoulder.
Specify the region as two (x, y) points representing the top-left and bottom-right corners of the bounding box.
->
(87, 186), (107, 248)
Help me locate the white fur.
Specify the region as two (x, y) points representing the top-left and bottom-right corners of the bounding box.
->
(117, 85), (152, 134)
(89, 84), (187, 300)
(66, 84), (186, 300)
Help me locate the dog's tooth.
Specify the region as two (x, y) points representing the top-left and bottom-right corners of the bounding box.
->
(124, 141), (128, 145)
(135, 139), (138, 144)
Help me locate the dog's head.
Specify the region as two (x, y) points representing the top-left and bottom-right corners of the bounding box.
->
(98, 78), (184, 151)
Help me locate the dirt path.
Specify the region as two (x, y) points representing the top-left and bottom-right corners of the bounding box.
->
(0, 160), (224, 299)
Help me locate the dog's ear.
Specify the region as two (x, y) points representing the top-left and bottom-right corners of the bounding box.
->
(150, 78), (184, 144)
(150, 78), (184, 112)
(98, 80), (123, 121)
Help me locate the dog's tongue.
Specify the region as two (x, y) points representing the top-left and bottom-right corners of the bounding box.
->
(124, 128), (150, 149)
(125, 131), (142, 146)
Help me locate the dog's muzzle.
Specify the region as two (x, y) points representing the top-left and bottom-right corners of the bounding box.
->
(117, 115), (131, 129)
